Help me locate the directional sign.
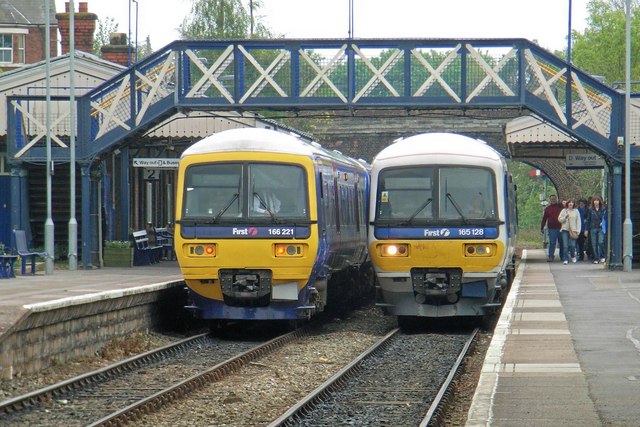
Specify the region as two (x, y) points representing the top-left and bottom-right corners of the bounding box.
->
(132, 158), (179, 169)
(566, 154), (605, 170)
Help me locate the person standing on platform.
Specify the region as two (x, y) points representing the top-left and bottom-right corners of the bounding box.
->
(576, 199), (588, 261)
(559, 199), (581, 264)
(585, 196), (607, 264)
(541, 194), (564, 262)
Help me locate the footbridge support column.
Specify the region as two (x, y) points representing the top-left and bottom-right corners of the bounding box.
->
(610, 164), (623, 269)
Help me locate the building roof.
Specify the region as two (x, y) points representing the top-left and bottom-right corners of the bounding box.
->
(0, 51), (124, 136)
(0, 0), (56, 26)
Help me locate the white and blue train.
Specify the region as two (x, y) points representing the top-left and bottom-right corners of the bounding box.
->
(368, 133), (518, 323)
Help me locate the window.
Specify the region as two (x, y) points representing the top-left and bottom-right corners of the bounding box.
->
(16, 34), (24, 64)
(0, 149), (8, 175)
(184, 163), (243, 218)
(0, 33), (26, 64)
(182, 162), (308, 220)
(249, 163), (307, 219)
(439, 167), (496, 219)
(0, 34), (12, 63)
(376, 165), (496, 222)
(377, 167), (434, 221)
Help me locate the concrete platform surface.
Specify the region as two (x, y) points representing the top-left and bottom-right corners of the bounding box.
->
(467, 249), (640, 426)
(0, 262), (183, 336)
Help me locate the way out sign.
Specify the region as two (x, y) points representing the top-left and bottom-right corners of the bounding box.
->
(566, 154), (605, 170)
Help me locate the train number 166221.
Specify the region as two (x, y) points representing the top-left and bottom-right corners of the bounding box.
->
(268, 227), (294, 236)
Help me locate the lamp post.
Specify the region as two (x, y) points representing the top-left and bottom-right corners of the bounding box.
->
(250, 0), (254, 37)
(44, 0), (54, 274)
(128, 0), (138, 65)
(69, 0), (77, 271)
(133, 0), (138, 62)
(567, 0), (572, 65)
(348, 0), (354, 39)
(623, 0), (633, 272)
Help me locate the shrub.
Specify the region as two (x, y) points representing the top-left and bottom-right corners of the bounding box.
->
(104, 240), (131, 249)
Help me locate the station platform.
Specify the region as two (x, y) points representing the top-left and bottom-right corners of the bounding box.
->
(0, 261), (184, 336)
(467, 248), (640, 426)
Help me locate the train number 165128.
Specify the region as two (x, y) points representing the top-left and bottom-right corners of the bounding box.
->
(458, 228), (484, 236)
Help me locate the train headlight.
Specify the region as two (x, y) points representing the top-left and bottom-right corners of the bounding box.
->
(465, 243), (496, 257)
(189, 244), (216, 257)
(379, 244), (408, 257)
(275, 244), (303, 257)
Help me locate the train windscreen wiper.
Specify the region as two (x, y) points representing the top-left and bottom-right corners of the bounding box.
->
(446, 193), (468, 225)
(211, 193), (239, 223)
(405, 198), (432, 225)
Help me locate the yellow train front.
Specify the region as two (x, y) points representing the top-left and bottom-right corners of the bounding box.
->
(369, 133), (517, 320)
(174, 128), (369, 321)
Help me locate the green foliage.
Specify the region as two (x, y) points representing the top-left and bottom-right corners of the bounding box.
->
(508, 160), (605, 230)
(93, 17), (119, 56)
(571, 0), (640, 84)
(136, 36), (154, 60)
(104, 240), (131, 249)
(180, 0), (272, 39)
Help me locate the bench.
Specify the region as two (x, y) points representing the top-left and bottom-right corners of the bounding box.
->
(155, 227), (175, 261)
(13, 229), (47, 275)
(131, 230), (163, 265)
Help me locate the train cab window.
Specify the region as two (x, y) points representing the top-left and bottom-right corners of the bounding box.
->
(249, 163), (307, 218)
(377, 167), (434, 221)
(439, 167), (496, 219)
(183, 162), (308, 220)
(183, 164), (242, 218)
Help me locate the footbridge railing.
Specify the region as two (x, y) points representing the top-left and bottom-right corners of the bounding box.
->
(6, 38), (636, 163)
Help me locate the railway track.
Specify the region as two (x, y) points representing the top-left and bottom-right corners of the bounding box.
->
(1, 308), (477, 426)
(0, 328), (305, 426)
(270, 328), (479, 426)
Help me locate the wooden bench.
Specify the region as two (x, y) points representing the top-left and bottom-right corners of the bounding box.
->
(13, 229), (47, 275)
(155, 227), (175, 260)
(131, 230), (163, 265)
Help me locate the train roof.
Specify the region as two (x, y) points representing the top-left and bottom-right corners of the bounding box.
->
(373, 132), (502, 163)
(182, 128), (366, 170)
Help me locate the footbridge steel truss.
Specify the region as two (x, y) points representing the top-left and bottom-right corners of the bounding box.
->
(5, 38), (638, 267)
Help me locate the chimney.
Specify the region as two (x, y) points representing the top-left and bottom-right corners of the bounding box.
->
(56, 2), (98, 54)
(101, 33), (135, 67)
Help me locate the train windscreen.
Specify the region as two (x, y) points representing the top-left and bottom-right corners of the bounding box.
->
(376, 166), (496, 222)
(183, 162), (308, 220)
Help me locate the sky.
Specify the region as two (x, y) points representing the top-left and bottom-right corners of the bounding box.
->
(55, 0), (591, 53)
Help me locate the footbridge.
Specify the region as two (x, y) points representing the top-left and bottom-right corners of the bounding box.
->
(6, 38), (639, 267)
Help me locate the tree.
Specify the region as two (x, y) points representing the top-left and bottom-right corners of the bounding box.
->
(137, 36), (153, 60)
(571, 0), (640, 84)
(180, 0), (272, 39)
(93, 17), (119, 56)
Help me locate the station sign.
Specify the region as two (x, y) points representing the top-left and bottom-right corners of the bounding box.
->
(566, 154), (605, 170)
(132, 158), (179, 169)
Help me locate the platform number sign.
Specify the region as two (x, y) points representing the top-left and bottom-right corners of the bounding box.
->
(144, 168), (159, 181)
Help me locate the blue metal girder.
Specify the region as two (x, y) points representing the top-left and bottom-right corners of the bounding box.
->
(6, 38), (631, 163)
